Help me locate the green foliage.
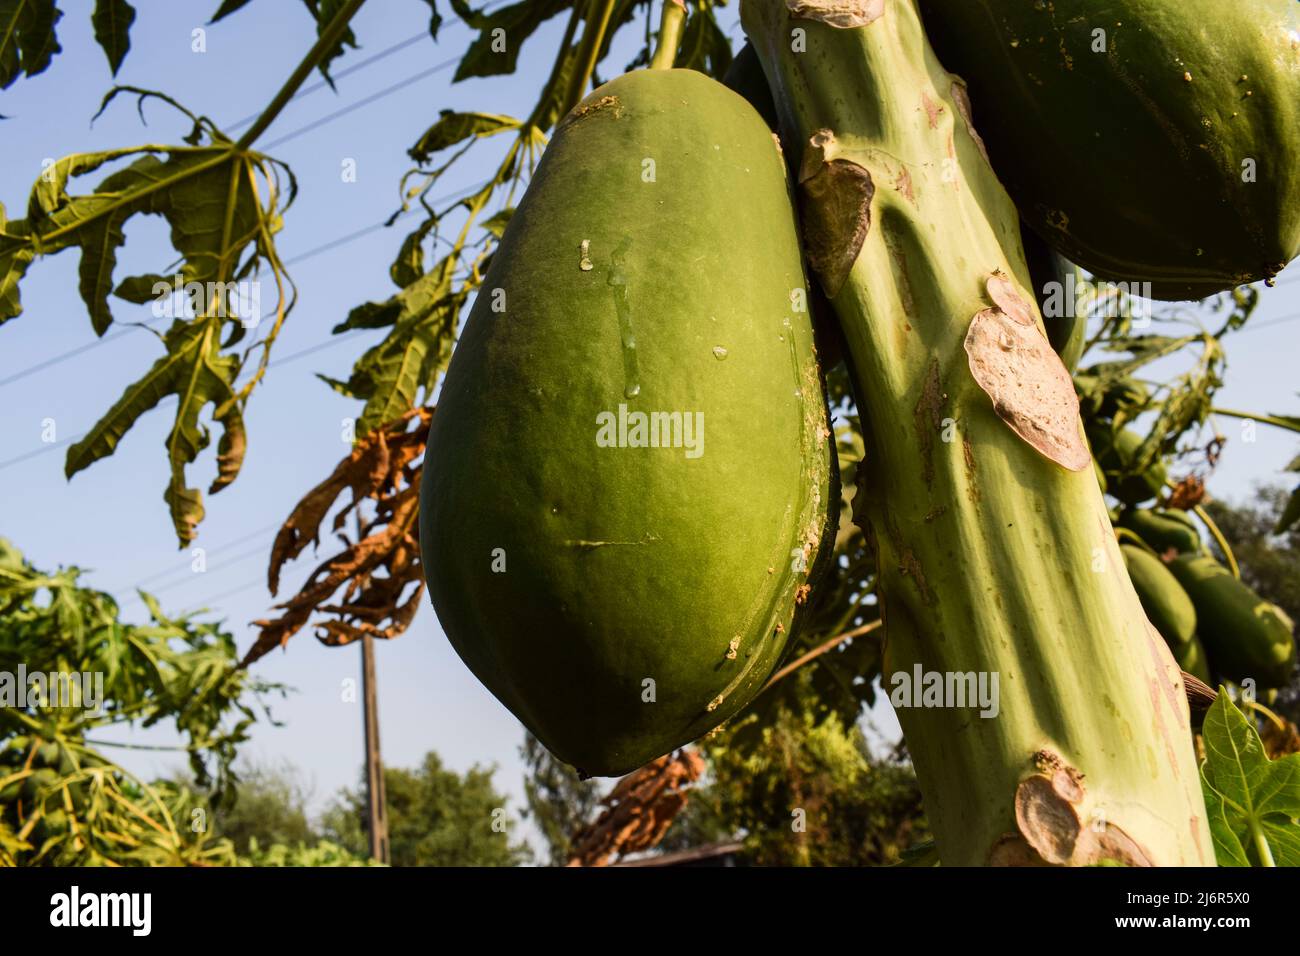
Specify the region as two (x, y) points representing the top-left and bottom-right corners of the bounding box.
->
(0, 537), (282, 865)
(0, 0), (62, 91)
(90, 0), (135, 75)
(1200, 692), (1300, 866)
(667, 672), (928, 867)
(238, 837), (377, 867)
(0, 90), (296, 544)
(321, 752), (530, 866)
(519, 732), (601, 866)
(187, 759), (317, 856)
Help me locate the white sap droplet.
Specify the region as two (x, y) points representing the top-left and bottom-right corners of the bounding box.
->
(713, 346), (728, 360)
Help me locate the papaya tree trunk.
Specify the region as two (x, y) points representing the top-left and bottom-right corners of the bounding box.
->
(742, 0), (1214, 865)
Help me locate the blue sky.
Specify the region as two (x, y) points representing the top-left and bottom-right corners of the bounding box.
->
(2, 1), (1298, 845)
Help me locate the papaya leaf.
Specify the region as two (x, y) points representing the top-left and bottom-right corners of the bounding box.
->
(408, 110), (521, 164)
(450, 0), (572, 83)
(209, 0), (254, 23)
(389, 217), (436, 288)
(479, 206), (512, 238)
(0, 97), (295, 545)
(1200, 692), (1300, 867)
(1276, 455), (1300, 534)
(0, 0), (62, 89)
(300, 0), (358, 87)
(414, 0), (441, 39)
(336, 257), (464, 436)
(90, 0), (135, 76)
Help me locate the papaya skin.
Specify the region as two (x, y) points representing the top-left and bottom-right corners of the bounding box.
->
(1167, 554), (1298, 689)
(1119, 508), (1202, 556)
(1121, 543), (1196, 647)
(419, 69), (837, 777)
(744, 0), (1212, 866)
(916, 0), (1300, 300)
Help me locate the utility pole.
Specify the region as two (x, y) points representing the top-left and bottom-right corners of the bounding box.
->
(362, 631), (390, 863)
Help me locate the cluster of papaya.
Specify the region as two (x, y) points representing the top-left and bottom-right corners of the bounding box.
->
(1118, 508), (1296, 691)
(420, 1), (1300, 781)
(916, 0), (1300, 300)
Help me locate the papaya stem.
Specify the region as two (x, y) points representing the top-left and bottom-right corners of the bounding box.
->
(1192, 503), (1241, 580)
(562, 0), (619, 114)
(762, 620), (882, 690)
(236, 0), (368, 149)
(649, 1), (686, 70)
(1211, 408), (1300, 434)
(1251, 820), (1276, 867)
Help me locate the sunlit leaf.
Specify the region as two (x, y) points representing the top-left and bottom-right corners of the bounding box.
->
(91, 0), (135, 75)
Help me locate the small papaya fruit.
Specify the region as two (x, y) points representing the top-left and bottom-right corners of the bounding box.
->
(1172, 632), (1212, 685)
(1120, 543), (1195, 648)
(917, 0), (1300, 299)
(1167, 554), (1297, 689)
(420, 69), (837, 776)
(1090, 427), (1166, 506)
(1119, 507), (1202, 556)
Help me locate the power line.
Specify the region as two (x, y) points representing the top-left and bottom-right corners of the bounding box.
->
(261, 53), (462, 151)
(225, 31), (434, 132)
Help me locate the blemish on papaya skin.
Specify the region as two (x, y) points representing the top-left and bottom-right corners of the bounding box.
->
(964, 304), (1090, 472)
(923, 506), (948, 523)
(798, 129), (874, 298)
(579, 240), (594, 271)
(949, 79), (991, 166)
(785, 0), (883, 28)
(560, 94), (622, 130)
(920, 90), (944, 129)
(884, 226), (917, 318)
(795, 584), (812, 604)
(893, 165), (915, 204)
(726, 637), (740, 660)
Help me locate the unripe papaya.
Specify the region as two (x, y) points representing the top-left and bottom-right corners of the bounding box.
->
(1091, 427), (1166, 505)
(1120, 544), (1195, 647)
(1167, 554), (1297, 688)
(420, 69), (837, 777)
(1172, 633), (1212, 685)
(917, 0), (1300, 300)
(1119, 507), (1202, 556)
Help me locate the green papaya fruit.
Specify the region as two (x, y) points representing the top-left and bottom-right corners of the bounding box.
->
(420, 69), (837, 777)
(1167, 554), (1298, 688)
(1118, 507), (1202, 556)
(724, 43), (845, 374)
(1120, 544), (1195, 647)
(1090, 427), (1166, 505)
(1023, 223), (1083, 373)
(916, 0), (1300, 300)
(1172, 633), (1212, 685)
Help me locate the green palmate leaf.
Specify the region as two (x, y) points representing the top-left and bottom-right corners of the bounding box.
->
(301, 0), (357, 87)
(0, 0), (62, 89)
(1276, 455), (1300, 534)
(333, 256), (463, 435)
(408, 110), (521, 164)
(415, 0), (442, 39)
(450, 0), (572, 82)
(90, 0), (135, 75)
(479, 207), (513, 238)
(65, 316), (244, 545)
(1200, 692), (1300, 867)
(0, 101), (294, 544)
(209, 0), (254, 23)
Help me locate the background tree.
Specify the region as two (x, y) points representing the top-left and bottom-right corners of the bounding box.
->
(322, 751), (529, 866)
(520, 732), (602, 866)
